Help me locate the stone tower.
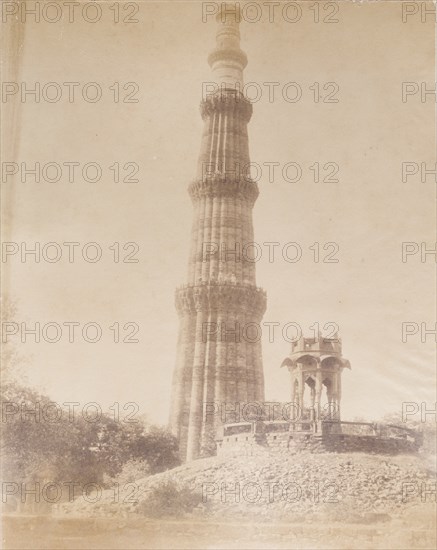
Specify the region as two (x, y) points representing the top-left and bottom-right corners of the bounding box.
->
(170, 4), (266, 462)
(281, 333), (351, 425)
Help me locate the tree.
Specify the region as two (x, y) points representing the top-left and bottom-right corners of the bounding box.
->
(2, 380), (181, 513)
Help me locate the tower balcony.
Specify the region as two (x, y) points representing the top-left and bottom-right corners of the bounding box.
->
(188, 173), (259, 203)
(200, 90), (252, 122)
(175, 281), (266, 316)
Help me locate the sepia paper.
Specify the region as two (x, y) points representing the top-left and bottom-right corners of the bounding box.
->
(1, 1), (436, 548)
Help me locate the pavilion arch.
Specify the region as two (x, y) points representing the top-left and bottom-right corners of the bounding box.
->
(296, 354), (319, 368)
(281, 335), (350, 424)
(320, 355), (342, 369)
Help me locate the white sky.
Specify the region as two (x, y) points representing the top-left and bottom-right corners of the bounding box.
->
(2, 1), (436, 425)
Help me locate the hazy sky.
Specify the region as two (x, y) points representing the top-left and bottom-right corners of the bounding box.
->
(3, 1), (435, 425)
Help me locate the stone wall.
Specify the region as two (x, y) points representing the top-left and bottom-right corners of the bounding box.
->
(321, 434), (419, 454)
(216, 421), (422, 456)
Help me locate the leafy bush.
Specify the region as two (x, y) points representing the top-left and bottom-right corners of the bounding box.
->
(138, 480), (205, 518)
(103, 458), (151, 487)
(2, 381), (181, 509)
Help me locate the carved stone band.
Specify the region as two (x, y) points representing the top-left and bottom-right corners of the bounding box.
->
(175, 283), (267, 316)
(188, 176), (259, 203)
(200, 91), (253, 122)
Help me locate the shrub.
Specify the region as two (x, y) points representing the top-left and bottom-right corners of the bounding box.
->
(103, 458), (151, 487)
(138, 479), (205, 518)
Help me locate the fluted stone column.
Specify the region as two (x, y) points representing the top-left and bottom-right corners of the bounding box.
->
(169, 5), (267, 461)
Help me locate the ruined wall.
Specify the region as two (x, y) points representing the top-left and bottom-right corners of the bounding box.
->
(217, 431), (421, 457)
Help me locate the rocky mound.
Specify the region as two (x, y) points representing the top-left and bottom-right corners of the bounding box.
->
(60, 449), (436, 525)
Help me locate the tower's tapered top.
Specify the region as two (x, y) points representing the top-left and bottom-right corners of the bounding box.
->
(207, 3), (247, 90)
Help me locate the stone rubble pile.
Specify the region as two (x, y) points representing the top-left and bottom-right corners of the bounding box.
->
(60, 450), (436, 523)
